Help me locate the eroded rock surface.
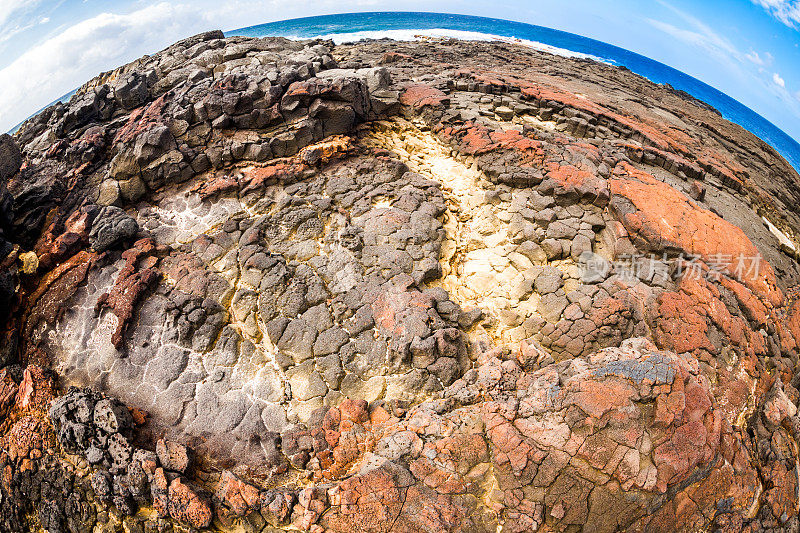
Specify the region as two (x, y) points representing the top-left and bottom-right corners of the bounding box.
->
(1, 32), (800, 532)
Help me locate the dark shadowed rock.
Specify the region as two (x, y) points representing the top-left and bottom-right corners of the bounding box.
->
(89, 206), (139, 252)
(0, 134), (21, 180)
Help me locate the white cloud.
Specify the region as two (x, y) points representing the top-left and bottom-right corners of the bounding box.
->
(649, 1), (741, 60)
(774, 72), (786, 87)
(0, 0), (382, 131)
(0, 0), (42, 47)
(0, 0), (39, 28)
(0, 2), (215, 131)
(646, 1), (749, 88)
(746, 49), (773, 66)
(752, 0), (800, 28)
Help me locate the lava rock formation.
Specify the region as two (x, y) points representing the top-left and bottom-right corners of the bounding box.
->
(0, 31), (800, 532)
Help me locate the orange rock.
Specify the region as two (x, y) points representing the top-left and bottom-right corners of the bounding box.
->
(369, 406), (391, 426)
(167, 477), (213, 529)
(0, 370), (17, 418)
(216, 470), (261, 516)
(129, 407), (148, 425)
(14, 366), (55, 412)
(399, 84), (449, 109)
(339, 399), (369, 423)
(321, 460), (409, 533)
(610, 162), (782, 306)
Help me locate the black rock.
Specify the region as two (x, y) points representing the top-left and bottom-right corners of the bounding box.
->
(89, 206), (139, 252)
(0, 134), (22, 181)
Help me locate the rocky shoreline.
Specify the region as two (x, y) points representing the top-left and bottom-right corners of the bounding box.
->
(1, 30), (800, 532)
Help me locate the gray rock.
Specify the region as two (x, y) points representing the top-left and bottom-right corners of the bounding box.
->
(93, 397), (134, 435)
(313, 327), (350, 356)
(546, 220), (578, 240)
(91, 470), (113, 501)
(89, 206), (139, 252)
(278, 318), (318, 363)
(539, 293), (569, 322)
(107, 432), (133, 474)
(534, 267), (563, 294)
(114, 72), (149, 110)
(495, 106), (514, 120)
(571, 234), (593, 260)
(428, 357), (460, 386)
(540, 238), (562, 260)
(87, 446), (105, 465)
(316, 353), (344, 388)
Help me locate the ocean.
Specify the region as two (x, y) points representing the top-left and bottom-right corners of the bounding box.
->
(229, 11), (800, 175)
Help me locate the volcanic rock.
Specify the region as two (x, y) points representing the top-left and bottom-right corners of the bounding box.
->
(0, 31), (799, 533)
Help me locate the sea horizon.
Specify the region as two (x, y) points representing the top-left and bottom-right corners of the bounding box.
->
(229, 11), (800, 175)
(9, 12), (800, 176)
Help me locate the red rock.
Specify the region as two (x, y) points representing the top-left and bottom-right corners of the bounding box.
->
(152, 467), (170, 518)
(95, 238), (160, 349)
(321, 459), (410, 533)
(114, 94), (170, 145)
(566, 379), (637, 419)
(610, 162), (782, 306)
(156, 438), (192, 474)
(339, 399), (369, 423)
(653, 420), (709, 492)
(216, 470), (261, 516)
(167, 477), (213, 529)
(399, 84), (449, 109)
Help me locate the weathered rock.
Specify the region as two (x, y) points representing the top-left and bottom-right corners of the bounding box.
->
(93, 398), (134, 435)
(0, 134), (22, 180)
(89, 206), (139, 252)
(4, 31), (800, 533)
(156, 438), (193, 474)
(167, 477), (212, 528)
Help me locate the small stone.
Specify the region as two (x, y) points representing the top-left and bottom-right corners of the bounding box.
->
(86, 445), (105, 465)
(156, 438), (193, 474)
(93, 398), (134, 435)
(18, 252), (38, 275)
(534, 267), (563, 294)
(167, 477), (212, 529)
(495, 106), (515, 120)
(97, 179), (121, 206)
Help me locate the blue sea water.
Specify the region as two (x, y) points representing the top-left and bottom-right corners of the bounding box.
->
(229, 11), (800, 175)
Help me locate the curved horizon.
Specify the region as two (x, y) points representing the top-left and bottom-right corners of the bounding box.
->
(229, 11), (800, 174)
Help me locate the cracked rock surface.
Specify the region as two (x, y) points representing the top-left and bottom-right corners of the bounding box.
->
(1, 32), (800, 532)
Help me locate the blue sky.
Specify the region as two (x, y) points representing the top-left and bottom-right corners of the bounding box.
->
(0, 0), (798, 142)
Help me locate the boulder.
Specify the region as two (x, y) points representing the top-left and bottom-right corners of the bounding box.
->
(89, 206), (139, 252)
